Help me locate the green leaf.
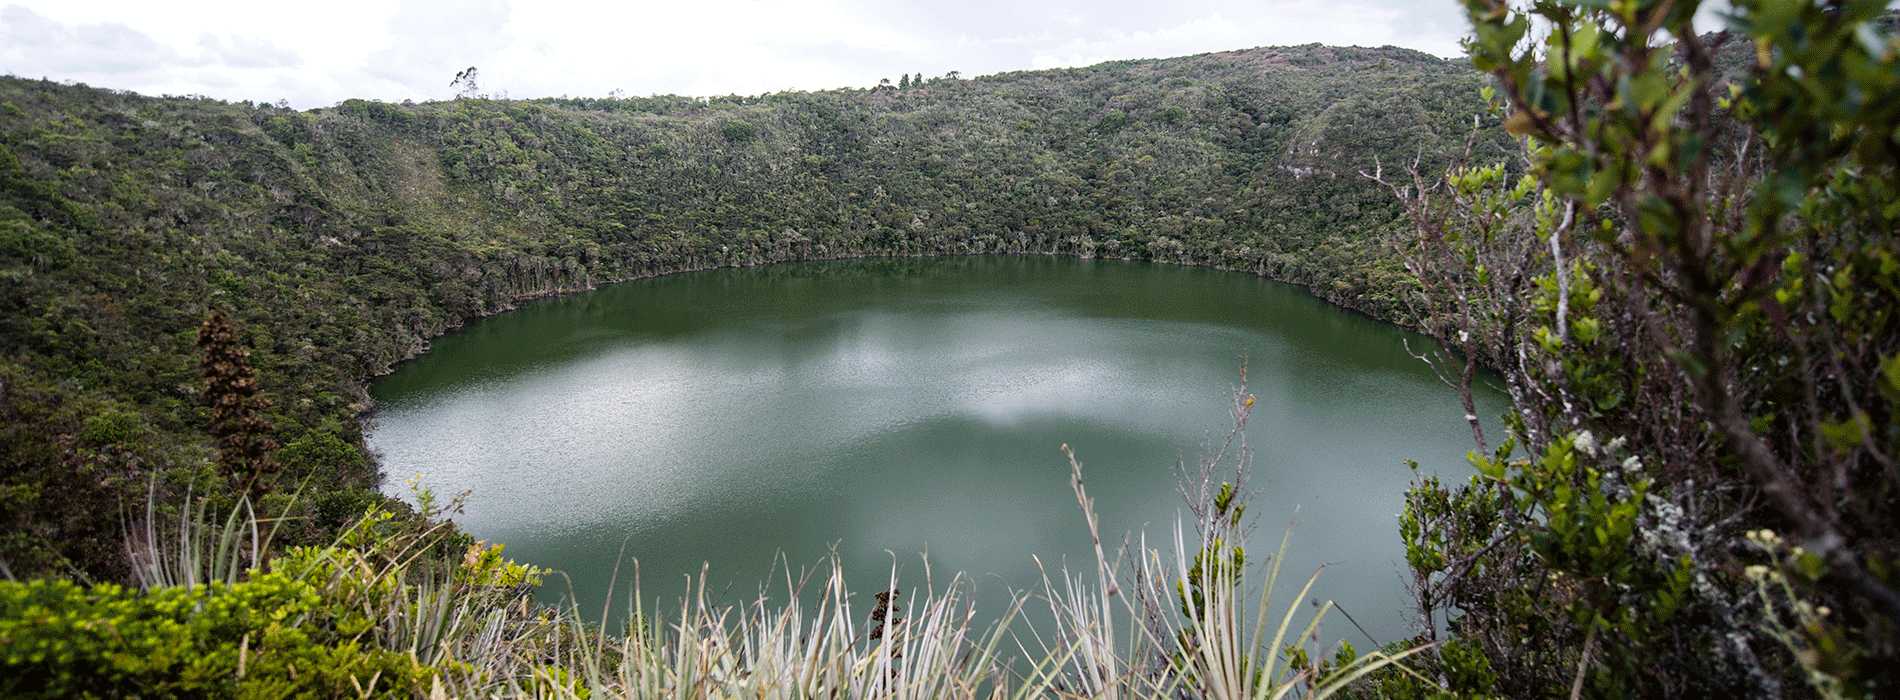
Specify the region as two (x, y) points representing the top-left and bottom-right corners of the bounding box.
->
(1879, 354), (1900, 402)
(1818, 412), (1872, 452)
(1471, 452), (1507, 481)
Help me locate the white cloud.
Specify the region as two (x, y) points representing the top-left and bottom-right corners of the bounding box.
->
(361, 0), (513, 101)
(1015, 2), (1459, 72)
(475, 0), (929, 98)
(1, 2), (373, 103)
(195, 33), (302, 70)
(4, 0), (1484, 107)
(1, 5), (171, 80)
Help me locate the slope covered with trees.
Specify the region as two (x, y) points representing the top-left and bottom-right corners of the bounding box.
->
(0, 43), (1495, 577)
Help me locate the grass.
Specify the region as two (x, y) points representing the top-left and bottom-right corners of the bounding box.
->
(10, 375), (1432, 698)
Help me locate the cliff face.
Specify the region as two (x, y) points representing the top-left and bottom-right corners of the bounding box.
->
(0, 44), (1501, 578)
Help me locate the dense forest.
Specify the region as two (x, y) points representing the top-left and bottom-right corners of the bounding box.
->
(0, 42), (1495, 578)
(4, 1), (1898, 697)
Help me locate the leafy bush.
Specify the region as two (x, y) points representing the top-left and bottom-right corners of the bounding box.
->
(720, 119), (757, 142)
(1385, 1), (1900, 696)
(0, 576), (428, 699)
(276, 430), (367, 486)
(79, 408), (142, 447)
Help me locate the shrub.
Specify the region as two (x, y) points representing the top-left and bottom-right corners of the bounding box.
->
(0, 575), (429, 698)
(276, 431), (367, 485)
(80, 409), (141, 447)
(720, 119), (756, 142)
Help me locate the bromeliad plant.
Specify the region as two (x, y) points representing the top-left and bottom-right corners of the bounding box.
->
(1040, 375), (1435, 700)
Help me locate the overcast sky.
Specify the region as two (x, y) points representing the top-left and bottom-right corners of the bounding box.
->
(0, 0), (1489, 107)
(0, 0), (1733, 109)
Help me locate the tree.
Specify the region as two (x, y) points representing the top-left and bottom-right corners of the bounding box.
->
(197, 308), (281, 500)
(721, 119), (757, 142)
(1387, 1), (1900, 697)
(451, 66), (481, 99)
(898, 74), (911, 89)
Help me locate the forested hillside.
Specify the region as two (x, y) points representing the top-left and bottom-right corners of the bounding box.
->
(0, 43), (1496, 578)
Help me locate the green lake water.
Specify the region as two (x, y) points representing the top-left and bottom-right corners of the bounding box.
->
(367, 255), (1506, 644)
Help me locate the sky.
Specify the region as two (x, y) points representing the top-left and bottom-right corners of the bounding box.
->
(0, 0), (1493, 108)
(0, 0), (1765, 110)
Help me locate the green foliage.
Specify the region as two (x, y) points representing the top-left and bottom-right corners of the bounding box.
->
(720, 119), (757, 142)
(312, 487), (388, 532)
(275, 430), (366, 485)
(0, 360), (139, 580)
(1392, 1), (1900, 697)
(0, 575), (427, 699)
(2, 484), (553, 698)
(1344, 637), (1494, 700)
(80, 407), (142, 447)
(1470, 433), (1699, 698)
(455, 540), (544, 588)
(1176, 480), (1246, 620)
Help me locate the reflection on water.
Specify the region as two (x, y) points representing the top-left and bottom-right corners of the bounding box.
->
(369, 255), (1506, 643)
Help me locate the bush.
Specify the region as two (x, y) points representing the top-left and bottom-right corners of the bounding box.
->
(276, 431), (367, 485)
(80, 409), (141, 447)
(720, 119), (756, 142)
(0, 576), (429, 699)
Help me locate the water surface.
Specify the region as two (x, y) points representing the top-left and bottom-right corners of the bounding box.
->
(369, 255), (1506, 643)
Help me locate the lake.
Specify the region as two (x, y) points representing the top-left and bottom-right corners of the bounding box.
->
(367, 255), (1506, 644)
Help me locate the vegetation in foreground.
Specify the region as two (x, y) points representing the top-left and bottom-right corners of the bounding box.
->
(1377, 1), (1899, 697)
(3, 376), (1425, 699)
